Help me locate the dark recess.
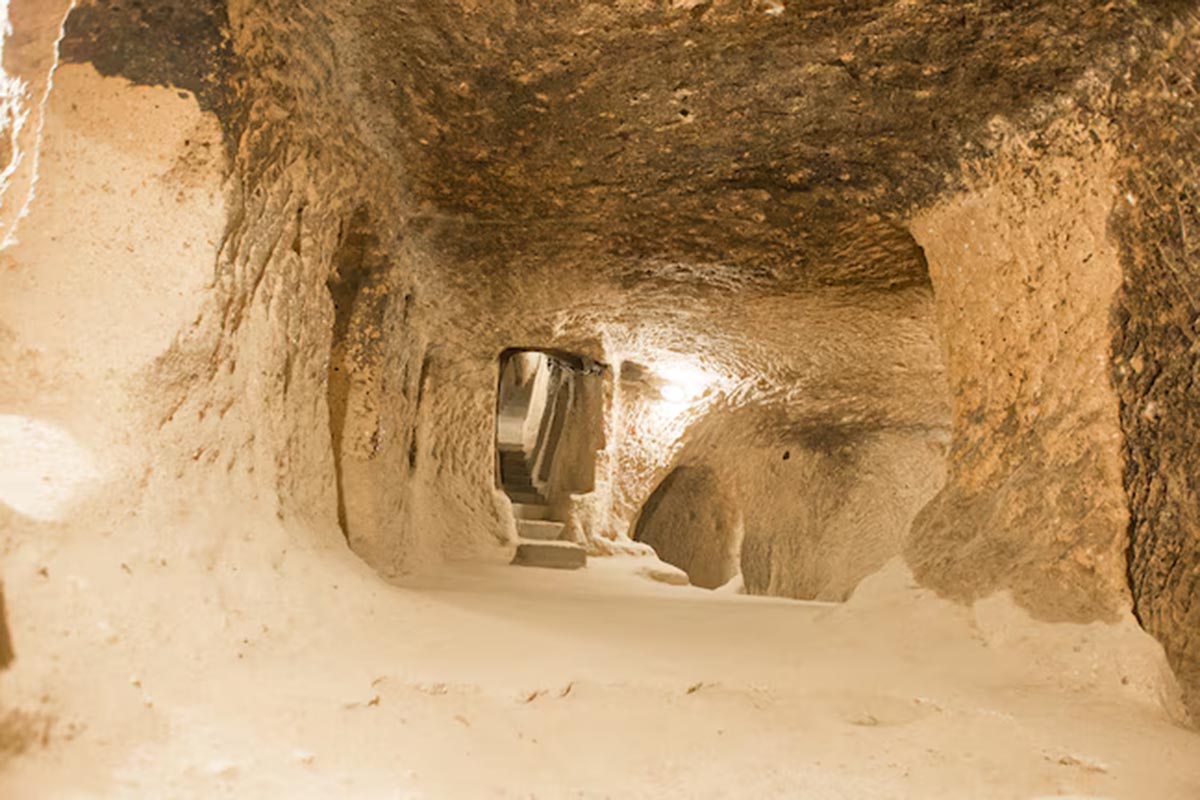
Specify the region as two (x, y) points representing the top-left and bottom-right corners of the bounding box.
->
(59, 0), (242, 155)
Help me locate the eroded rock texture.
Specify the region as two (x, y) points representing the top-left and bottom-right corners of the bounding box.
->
(1112, 15), (1200, 720)
(2, 0), (1200, 726)
(0, 585), (11, 670)
(634, 465), (741, 589)
(740, 429), (947, 602)
(908, 126), (1129, 622)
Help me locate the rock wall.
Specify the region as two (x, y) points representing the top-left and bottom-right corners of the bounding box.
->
(906, 124), (1130, 622)
(0, 0), (1196, 727)
(739, 430), (947, 602)
(541, 365), (606, 516)
(0, 59), (232, 523)
(128, 0), (380, 547)
(605, 363), (715, 544)
(633, 465), (742, 589)
(0, 0), (76, 248)
(623, 280), (950, 597)
(1111, 14), (1200, 721)
(640, 401), (948, 600)
(0, 0), (431, 589)
(0, 586), (11, 670)
(326, 225), (521, 572)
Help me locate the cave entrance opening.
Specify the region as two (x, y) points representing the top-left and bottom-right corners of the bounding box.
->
(495, 348), (605, 543)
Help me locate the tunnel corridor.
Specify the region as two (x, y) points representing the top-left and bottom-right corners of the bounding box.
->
(2, 0), (1200, 797)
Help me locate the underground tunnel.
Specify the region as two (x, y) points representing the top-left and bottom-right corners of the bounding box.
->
(2, 0), (1200, 797)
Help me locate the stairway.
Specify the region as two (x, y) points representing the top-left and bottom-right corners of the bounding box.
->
(499, 447), (546, 505)
(512, 539), (587, 570)
(499, 446), (586, 570)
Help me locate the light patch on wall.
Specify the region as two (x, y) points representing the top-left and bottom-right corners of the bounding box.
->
(0, 0), (32, 229)
(642, 358), (724, 454)
(0, 63), (227, 375)
(655, 360), (716, 409)
(0, 413), (97, 520)
(0, 0), (76, 249)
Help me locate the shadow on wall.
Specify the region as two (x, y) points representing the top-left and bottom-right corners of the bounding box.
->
(0, 585), (12, 670)
(323, 206), (432, 569)
(737, 428), (948, 601)
(326, 207), (381, 540)
(633, 465), (741, 589)
(633, 423), (949, 600)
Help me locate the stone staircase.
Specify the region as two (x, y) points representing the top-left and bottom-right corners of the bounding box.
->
(499, 446), (546, 505)
(500, 446), (586, 570)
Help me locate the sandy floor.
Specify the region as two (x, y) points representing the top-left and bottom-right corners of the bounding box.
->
(1, 541), (1198, 799)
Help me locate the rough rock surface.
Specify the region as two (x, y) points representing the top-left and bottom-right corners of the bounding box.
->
(0, 0), (1199, 734)
(0, 585), (11, 669)
(908, 124), (1129, 623)
(634, 465), (741, 589)
(739, 430), (947, 602)
(1111, 14), (1200, 720)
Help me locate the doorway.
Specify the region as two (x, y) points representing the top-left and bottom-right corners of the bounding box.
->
(495, 348), (605, 527)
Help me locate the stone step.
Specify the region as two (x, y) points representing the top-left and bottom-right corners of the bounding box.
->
(507, 490), (547, 504)
(511, 540), (587, 570)
(501, 466), (534, 481)
(512, 502), (553, 521)
(517, 518), (565, 541)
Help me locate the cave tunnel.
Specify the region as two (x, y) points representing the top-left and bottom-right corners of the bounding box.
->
(2, 0), (1200, 796)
